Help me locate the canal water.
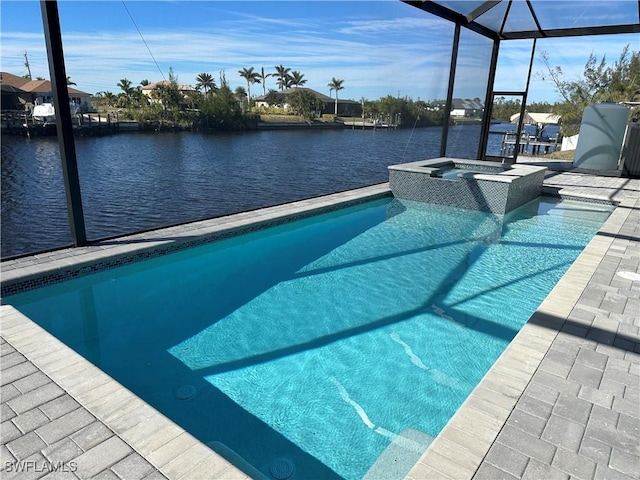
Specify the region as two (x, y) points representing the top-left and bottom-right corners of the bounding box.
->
(1, 123), (516, 258)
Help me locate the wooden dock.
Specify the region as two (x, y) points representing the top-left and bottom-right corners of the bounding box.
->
(343, 121), (399, 130)
(1, 112), (135, 137)
(496, 131), (561, 156)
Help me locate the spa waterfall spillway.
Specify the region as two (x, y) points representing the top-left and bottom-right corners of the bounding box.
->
(388, 158), (547, 214)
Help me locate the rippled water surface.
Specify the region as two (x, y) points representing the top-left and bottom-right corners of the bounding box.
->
(1, 123), (522, 258)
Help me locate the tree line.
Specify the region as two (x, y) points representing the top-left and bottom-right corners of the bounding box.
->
(91, 64), (446, 129)
(539, 45), (639, 136)
(91, 65), (349, 130)
(90, 46), (638, 133)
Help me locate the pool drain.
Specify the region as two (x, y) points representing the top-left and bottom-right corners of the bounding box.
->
(175, 384), (197, 400)
(270, 457), (295, 479)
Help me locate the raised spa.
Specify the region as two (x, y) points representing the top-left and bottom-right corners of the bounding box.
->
(388, 158), (547, 214)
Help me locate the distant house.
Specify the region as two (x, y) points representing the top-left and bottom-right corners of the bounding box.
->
(1, 72), (32, 111)
(255, 87), (361, 116)
(427, 97), (485, 118)
(141, 81), (197, 104)
(0, 72), (92, 112)
(20, 79), (92, 110)
(450, 98), (484, 117)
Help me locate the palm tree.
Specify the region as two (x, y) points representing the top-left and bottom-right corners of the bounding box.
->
(274, 65), (291, 91)
(117, 78), (134, 106)
(234, 86), (247, 110)
(257, 67), (272, 96)
(328, 77), (344, 115)
(140, 79), (150, 86)
(238, 67), (261, 101)
(290, 71), (307, 88)
(117, 78), (133, 96)
(195, 72), (216, 98)
(102, 91), (116, 107)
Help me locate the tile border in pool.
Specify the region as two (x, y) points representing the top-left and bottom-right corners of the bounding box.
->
(0, 184), (392, 297)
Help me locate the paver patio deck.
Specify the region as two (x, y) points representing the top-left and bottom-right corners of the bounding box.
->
(1, 338), (168, 480)
(1, 169), (639, 480)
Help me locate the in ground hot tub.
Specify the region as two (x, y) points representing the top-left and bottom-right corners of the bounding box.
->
(388, 158), (547, 214)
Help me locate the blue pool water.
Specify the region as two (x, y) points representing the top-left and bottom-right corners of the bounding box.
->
(7, 196), (613, 479)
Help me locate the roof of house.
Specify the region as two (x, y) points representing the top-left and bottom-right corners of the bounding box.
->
(18, 79), (52, 93)
(283, 87), (333, 102)
(451, 98), (484, 110)
(9, 78), (90, 96)
(257, 87), (359, 104)
(0, 72), (31, 89)
(141, 81), (196, 92)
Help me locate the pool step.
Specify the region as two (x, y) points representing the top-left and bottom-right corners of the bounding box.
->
(363, 428), (434, 480)
(206, 441), (269, 479)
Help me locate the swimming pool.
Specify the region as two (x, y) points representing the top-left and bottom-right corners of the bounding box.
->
(6, 195), (613, 480)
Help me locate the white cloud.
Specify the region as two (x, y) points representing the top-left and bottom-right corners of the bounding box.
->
(338, 16), (447, 35)
(2, 21), (458, 99)
(1, 2), (636, 102)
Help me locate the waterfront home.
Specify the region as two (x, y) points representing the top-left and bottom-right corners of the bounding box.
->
(0, 71), (92, 112)
(141, 80), (197, 104)
(255, 87), (361, 115)
(450, 97), (484, 118)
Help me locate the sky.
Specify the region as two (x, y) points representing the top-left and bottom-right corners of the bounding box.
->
(1, 0), (638, 103)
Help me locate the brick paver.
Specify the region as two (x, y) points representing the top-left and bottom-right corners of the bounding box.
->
(0, 337), (167, 480)
(470, 169), (640, 480)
